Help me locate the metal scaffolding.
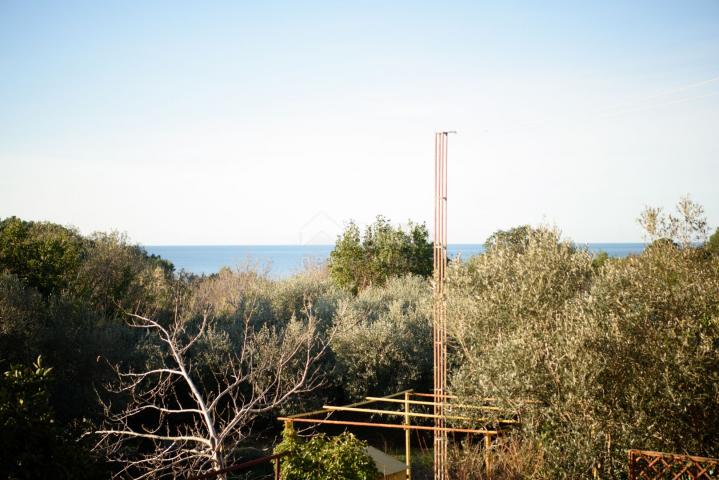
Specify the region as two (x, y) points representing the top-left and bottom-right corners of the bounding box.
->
(277, 390), (509, 480)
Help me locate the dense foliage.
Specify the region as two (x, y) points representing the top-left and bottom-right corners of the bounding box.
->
(274, 423), (379, 480)
(0, 217), (86, 296)
(0, 217), (176, 476)
(329, 216), (433, 293)
(0, 215), (432, 477)
(0, 219), (173, 419)
(332, 275), (432, 399)
(447, 198), (719, 478)
(187, 265), (433, 408)
(2, 198), (717, 478)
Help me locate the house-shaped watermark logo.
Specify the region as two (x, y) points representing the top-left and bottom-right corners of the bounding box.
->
(298, 211), (342, 246)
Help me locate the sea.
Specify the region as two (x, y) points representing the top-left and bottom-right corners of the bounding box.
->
(144, 243), (645, 278)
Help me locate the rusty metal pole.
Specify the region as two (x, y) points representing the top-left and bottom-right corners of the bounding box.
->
(405, 391), (411, 480)
(433, 131), (453, 480)
(433, 132), (440, 480)
(442, 132), (448, 476)
(433, 132), (441, 480)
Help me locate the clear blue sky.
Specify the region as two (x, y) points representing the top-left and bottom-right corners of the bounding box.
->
(1, 1), (717, 244)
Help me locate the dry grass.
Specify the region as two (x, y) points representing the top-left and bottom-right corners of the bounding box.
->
(448, 436), (545, 480)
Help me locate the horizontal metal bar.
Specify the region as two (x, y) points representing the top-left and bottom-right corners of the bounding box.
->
(278, 417), (500, 435)
(285, 407), (331, 419)
(286, 389), (415, 419)
(414, 392), (476, 400)
(322, 405), (518, 424)
(366, 396), (507, 412)
(379, 389), (416, 398)
(413, 392), (542, 404)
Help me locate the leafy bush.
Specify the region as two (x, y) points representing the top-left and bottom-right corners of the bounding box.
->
(329, 216), (433, 293)
(274, 423), (379, 480)
(0, 217), (86, 296)
(193, 266), (342, 332)
(190, 267), (434, 403)
(332, 275), (432, 399)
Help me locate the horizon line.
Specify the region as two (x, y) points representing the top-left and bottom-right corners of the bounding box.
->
(142, 241), (649, 247)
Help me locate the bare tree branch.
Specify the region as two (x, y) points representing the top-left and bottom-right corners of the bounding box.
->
(95, 291), (329, 479)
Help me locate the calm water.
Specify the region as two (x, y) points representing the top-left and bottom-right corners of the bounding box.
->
(145, 243), (645, 278)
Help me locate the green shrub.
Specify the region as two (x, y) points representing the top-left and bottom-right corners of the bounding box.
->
(329, 216), (433, 293)
(0, 217), (86, 297)
(274, 423), (379, 480)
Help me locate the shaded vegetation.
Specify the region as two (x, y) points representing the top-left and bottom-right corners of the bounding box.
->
(0, 357), (108, 479)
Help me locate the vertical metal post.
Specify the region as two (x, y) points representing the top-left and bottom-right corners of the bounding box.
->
(405, 391), (411, 480)
(433, 131), (452, 480)
(274, 456), (281, 480)
(433, 132), (441, 480)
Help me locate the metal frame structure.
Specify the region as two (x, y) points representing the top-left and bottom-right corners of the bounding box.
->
(433, 131), (453, 479)
(277, 390), (510, 480)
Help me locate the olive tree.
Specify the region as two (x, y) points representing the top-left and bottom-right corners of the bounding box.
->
(332, 275), (432, 399)
(581, 238), (719, 471)
(447, 199), (719, 478)
(637, 194), (708, 247)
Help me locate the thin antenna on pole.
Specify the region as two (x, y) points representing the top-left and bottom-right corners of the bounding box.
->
(433, 130), (454, 480)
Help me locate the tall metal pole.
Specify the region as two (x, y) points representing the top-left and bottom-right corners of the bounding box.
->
(405, 391), (411, 480)
(433, 131), (452, 480)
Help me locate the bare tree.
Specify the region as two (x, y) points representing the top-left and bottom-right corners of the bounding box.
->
(95, 299), (330, 479)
